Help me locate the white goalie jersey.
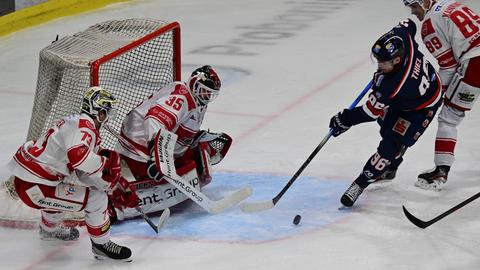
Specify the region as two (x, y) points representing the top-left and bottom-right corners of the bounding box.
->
(421, 0), (480, 86)
(116, 81), (206, 161)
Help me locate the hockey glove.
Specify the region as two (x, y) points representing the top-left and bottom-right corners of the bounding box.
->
(99, 149), (121, 184)
(203, 132), (232, 165)
(111, 177), (139, 208)
(329, 109), (352, 137)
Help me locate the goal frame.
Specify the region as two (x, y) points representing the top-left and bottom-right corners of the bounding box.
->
(90, 21), (182, 86)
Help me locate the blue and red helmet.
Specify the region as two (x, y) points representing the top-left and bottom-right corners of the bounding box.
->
(371, 32), (405, 62)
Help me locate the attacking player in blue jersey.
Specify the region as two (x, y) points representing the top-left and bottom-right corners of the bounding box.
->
(329, 19), (444, 207)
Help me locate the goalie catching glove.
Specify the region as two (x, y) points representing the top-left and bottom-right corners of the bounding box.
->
(198, 131), (232, 165)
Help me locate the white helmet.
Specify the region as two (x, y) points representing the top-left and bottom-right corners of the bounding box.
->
(187, 65), (221, 106)
(403, 0), (424, 6)
(403, 0), (433, 10)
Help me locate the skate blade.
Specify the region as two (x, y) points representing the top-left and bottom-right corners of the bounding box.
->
(94, 254), (133, 263)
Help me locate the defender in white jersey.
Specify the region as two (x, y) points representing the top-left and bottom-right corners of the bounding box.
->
(112, 65), (232, 220)
(404, 0), (480, 190)
(8, 87), (135, 262)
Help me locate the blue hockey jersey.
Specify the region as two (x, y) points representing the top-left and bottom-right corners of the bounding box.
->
(350, 19), (443, 125)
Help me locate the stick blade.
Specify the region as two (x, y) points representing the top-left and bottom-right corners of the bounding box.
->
(402, 205), (429, 229)
(240, 200), (275, 213)
(210, 186), (253, 214)
(156, 208), (170, 233)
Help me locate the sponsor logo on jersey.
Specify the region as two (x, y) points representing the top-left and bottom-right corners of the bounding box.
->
(422, 119), (430, 128)
(393, 118), (411, 136)
(437, 50), (457, 68)
(421, 19), (435, 39)
(458, 92), (475, 102)
(36, 198), (75, 210)
(65, 186), (76, 196)
(363, 170), (374, 178)
(414, 132), (421, 141)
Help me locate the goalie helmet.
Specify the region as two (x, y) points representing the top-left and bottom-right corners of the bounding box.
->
(371, 32), (405, 62)
(187, 65), (221, 106)
(81, 86), (118, 123)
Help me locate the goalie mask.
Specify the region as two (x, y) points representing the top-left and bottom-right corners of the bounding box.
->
(81, 86), (118, 124)
(187, 65), (221, 106)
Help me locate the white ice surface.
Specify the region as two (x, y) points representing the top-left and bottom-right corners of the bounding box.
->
(1, 0), (480, 269)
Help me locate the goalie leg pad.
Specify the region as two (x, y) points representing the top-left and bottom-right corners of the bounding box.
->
(113, 161), (201, 219)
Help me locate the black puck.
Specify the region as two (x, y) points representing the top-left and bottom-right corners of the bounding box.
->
(293, 214), (301, 225)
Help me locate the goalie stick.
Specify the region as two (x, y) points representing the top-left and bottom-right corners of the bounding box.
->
(402, 191), (480, 229)
(240, 80), (374, 213)
(104, 125), (252, 214)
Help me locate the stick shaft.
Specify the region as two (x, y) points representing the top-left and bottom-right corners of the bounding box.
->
(272, 80), (373, 205)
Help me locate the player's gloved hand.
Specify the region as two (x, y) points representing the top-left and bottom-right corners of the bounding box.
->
(112, 177), (139, 208)
(99, 149), (121, 184)
(329, 109), (351, 137)
(147, 158), (163, 182)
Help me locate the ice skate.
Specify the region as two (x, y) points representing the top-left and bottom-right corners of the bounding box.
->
(373, 168), (397, 184)
(39, 225), (79, 241)
(415, 165), (450, 191)
(340, 182), (364, 207)
(91, 240), (132, 262)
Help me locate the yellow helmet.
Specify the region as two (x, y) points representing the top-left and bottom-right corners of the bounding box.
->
(81, 86), (118, 123)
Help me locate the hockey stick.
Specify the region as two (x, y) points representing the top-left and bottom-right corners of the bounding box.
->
(104, 125), (252, 214)
(116, 182), (169, 234)
(136, 207), (170, 233)
(402, 191), (480, 229)
(240, 80), (374, 212)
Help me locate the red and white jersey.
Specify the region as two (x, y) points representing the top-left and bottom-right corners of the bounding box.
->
(8, 114), (107, 187)
(117, 81), (206, 162)
(421, 0), (480, 86)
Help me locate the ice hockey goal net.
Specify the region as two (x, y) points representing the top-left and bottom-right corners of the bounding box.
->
(0, 18), (181, 229)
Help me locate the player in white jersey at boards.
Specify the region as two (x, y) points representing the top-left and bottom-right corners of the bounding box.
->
(403, 0), (480, 190)
(111, 65), (232, 220)
(7, 87), (137, 262)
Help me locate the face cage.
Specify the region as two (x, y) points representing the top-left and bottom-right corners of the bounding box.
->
(96, 105), (118, 124)
(193, 81), (220, 105)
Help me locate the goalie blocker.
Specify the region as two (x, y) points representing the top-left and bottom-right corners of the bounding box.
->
(109, 131), (232, 220)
